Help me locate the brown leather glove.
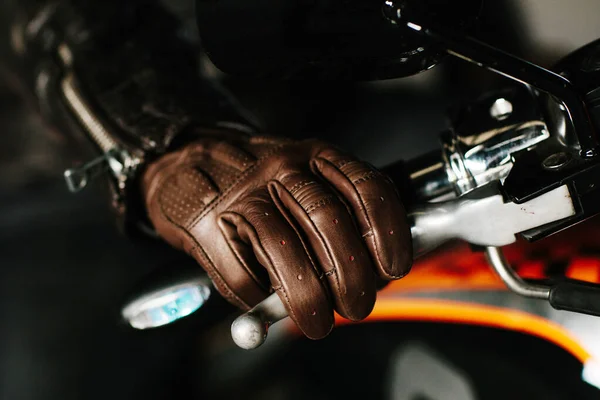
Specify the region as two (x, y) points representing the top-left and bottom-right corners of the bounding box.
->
(142, 131), (412, 339)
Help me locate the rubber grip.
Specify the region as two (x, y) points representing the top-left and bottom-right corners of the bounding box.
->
(549, 281), (600, 317)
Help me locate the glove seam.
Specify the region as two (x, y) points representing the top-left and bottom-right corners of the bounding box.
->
(229, 211), (300, 324)
(276, 182), (361, 319)
(190, 244), (251, 309)
(315, 157), (402, 280)
(153, 172), (251, 308)
(268, 181), (326, 281)
(185, 143), (286, 229)
(218, 212), (273, 294)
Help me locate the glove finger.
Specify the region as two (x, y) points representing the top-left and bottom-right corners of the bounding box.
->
(268, 174), (377, 321)
(311, 149), (412, 280)
(150, 161), (270, 310)
(222, 190), (334, 339)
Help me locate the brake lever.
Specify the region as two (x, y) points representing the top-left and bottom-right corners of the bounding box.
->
(231, 183), (576, 349)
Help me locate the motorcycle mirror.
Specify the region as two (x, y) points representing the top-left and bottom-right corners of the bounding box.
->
(195, 0), (482, 80)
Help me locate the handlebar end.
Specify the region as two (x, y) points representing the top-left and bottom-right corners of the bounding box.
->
(231, 313), (268, 350)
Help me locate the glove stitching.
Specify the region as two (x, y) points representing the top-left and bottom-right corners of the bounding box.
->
(278, 185), (337, 275)
(186, 144), (286, 229)
(269, 181), (325, 281)
(305, 197), (335, 215)
(221, 233), (271, 294)
(219, 212), (275, 294)
(154, 170), (250, 308)
(288, 180), (315, 194)
(235, 211), (300, 324)
(205, 144), (254, 171)
(326, 268), (362, 321)
(334, 159), (352, 169)
(277, 184), (359, 318)
(144, 148), (194, 202)
(317, 157), (401, 279)
(353, 170), (378, 185)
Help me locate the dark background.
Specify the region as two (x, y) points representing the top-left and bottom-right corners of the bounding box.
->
(1, 1), (600, 399)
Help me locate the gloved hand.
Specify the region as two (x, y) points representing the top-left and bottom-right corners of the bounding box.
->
(142, 130), (412, 339)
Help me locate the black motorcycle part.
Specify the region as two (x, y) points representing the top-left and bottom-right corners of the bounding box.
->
(195, 0), (482, 80)
(550, 280), (600, 317)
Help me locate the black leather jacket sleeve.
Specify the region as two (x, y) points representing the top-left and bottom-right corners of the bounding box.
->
(0, 0), (257, 232)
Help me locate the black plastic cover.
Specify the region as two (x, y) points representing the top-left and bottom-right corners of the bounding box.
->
(196, 0), (482, 80)
(550, 280), (600, 317)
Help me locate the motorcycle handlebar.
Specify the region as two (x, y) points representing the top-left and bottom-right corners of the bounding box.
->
(231, 174), (578, 348)
(230, 154), (450, 349)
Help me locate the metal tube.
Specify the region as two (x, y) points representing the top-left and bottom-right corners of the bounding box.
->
(484, 246), (550, 299)
(405, 150), (454, 202)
